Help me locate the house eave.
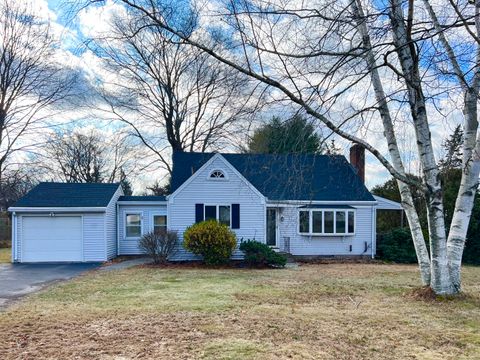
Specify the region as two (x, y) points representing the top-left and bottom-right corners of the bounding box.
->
(266, 200), (378, 206)
(117, 201), (168, 205)
(8, 206), (107, 213)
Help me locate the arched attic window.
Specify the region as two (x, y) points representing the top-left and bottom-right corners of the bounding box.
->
(209, 169), (227, 180)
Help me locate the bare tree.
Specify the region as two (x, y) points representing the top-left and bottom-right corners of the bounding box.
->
(0, 1), (76, 183)
(0, 168), (36, 210)
(85, 5), (264, 173)
(39, 128), (139, 186)
(145, 180), (171, 196)
(80, 0), (480, 295)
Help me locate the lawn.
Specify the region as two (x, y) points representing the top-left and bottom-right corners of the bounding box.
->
(0, 248), (10, 263)
(0, 263), (479, 359)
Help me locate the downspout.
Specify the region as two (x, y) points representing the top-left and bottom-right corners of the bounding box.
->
(116, 203), (120, 257)
(12, 212), (16, 262)
(371, 207), (376, 259)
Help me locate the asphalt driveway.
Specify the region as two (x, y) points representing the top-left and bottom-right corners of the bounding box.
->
(0, 263), (100, 308)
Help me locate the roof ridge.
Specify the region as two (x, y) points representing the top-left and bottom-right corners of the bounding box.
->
(38, 182), (121, 185)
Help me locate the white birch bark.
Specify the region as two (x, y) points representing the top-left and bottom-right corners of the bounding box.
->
(423, 0), (480, 292)
(352, 0), (431, 286)
(389, 0), (452, 294)
(447, 91), (480, 291)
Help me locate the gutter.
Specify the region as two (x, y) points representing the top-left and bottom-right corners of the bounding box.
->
(266, 200), (378, 206)
(8, 206), (107, 213)
(116, 201), (167, 206)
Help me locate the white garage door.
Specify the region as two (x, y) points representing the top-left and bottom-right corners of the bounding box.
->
(22, 216), (83, 262)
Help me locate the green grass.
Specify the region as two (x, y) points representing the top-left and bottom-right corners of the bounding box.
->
(0, 247), (10, 263)
(0, 263), (479, 359)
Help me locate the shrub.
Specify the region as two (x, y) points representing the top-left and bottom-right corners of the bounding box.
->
(239, 239), (287, 268)
(139, 230), (178, 264)
(183, 220), (237, 265)
(377, 227), (417, 263)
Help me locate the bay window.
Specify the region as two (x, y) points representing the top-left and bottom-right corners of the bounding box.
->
(298, 209), (355, 235)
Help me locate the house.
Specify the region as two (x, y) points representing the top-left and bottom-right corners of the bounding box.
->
(8, 145), (402, 263)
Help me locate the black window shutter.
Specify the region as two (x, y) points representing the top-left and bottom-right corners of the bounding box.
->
(232, 204), (240, 229)
(195, 204), (204, 223)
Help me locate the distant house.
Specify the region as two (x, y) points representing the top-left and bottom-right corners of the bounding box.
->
(8, 145), (401, 263)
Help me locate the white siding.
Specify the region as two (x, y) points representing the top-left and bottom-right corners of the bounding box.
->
(277, 205), (375, 256)
(105, 187), (122, 259)
(83, 213), (106, 261)
(118, 204), (167, 255)
(169, 156), (266, 260)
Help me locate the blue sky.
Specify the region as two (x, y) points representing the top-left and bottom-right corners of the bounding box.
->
(40, 0), (461, 191)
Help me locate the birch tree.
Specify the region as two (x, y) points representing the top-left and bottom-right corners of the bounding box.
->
(80, 0), (480, 295)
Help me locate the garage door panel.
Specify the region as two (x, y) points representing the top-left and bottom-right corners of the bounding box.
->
(22, 216), (83, 262)
(23, 239), (82, 252)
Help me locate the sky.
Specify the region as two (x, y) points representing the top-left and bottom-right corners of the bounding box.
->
(34, 0), (462, 193)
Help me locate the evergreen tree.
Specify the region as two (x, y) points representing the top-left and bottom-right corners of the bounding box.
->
(247, 115), (324, 154)
(439, 125), (463, 170)
(119, 169), (133, 196)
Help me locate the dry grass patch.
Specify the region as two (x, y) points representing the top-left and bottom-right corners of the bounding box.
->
(0, 247), (10, 263)
(0, 264), (479, 359)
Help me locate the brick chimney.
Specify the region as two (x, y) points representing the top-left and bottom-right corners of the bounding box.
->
(349, 144), (365, 183)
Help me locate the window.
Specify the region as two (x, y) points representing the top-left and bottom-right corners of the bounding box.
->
(324, 211), (334, 233)
(219, 206), (231, 226)
(204, 205), (231, 226)
(312, 211), (323, 233)
(299, 211), (309, 233)
(298, 209), (355, 235)
(153, 215), (167, 234)
(126, 213), (142, 238)
(209, 170), (226, 179)
(348, 211), (355, 233)
(336, 212), (346, 234)
(205, 205), (217, 221)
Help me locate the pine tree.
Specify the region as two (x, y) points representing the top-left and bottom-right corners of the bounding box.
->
(439, 125), (463, 170)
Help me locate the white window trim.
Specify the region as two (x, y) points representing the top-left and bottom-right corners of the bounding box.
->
(298, 209), (356, 236)
(151, 212), (168, 233)
(125, 211), (143, 240)
(204, 204), (232, 227)
(207, 169), (229, 181)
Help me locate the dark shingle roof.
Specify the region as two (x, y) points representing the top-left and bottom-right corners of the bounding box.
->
(171, 152), (374, 202)
(12, 182), (121, 208)
(118, 196), (166, 202)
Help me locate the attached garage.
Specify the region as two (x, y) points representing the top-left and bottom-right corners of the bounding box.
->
(9, 183), (123, 263)
(22, 216), (83, 262)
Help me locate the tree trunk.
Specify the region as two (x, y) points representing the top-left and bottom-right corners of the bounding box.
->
(447, 89), (480, 291)
(422, 0), (480, 293)
(352, 0), (431, 285)
(389, 0), (452, 294)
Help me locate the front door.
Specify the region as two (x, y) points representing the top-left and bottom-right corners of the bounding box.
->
(266, 208), (277, 246)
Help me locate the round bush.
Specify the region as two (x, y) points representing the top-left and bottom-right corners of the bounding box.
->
(183, 220), (237, 265)
(239, 239), (287, 268)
